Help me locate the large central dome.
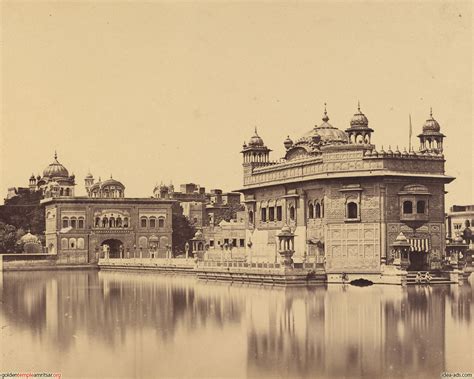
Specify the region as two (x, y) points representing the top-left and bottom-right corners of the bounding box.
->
(302, 107), (348, 144)
(43, 152), (69, 178)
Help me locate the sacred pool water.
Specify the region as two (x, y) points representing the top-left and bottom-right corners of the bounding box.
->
(0, 270), (472, 378)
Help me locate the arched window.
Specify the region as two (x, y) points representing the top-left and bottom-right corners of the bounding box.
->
(61, 238), (68, 249)
(123, 217), (129, 228)
(158, 218), (165, 228)
(95, 217), (100, 227)
(347, 202), (358, 219)
(138, 236), (148, 249)
(261, 207), (267, 222)
(149, 217), (156, 228)
(308, 202), (314, 219)
(77, 238), (85, 249)
(109, 217), (115, 228)
(70, 217), (77, 229)
(102, 217), (108, 228)
(403, 201), (413, 214)
(417, 200), (426, 214)
(78, 217), (85, 229)
(141, 217), (147, 228)
(60, 188), (64, 196)
(321, 199), (324, 218)
(276, 206), (282, 221)
(65, 188), (70, 196)
(160, 236), (168, 248)
(62, 217), (69, 228)
(289, 206), (295, 221)
(315, 202), (321, 218)
(268, 207), (275, 221)
(116, 217), (122, 227)
(248, 210), (254, 224)
(69, 238), (76, 249)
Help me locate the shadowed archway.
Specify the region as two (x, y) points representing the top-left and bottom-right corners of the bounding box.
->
(101, 239), (124, 258)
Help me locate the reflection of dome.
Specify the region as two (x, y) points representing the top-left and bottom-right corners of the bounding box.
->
(248, 128), (265, 147)
(350, 103), (369, 127)
(21, 232), (39, 244)
(43, 152), (69, 178)
(422, 108), (441, 132)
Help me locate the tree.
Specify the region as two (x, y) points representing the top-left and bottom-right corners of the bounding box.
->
(214, 203), (245, 224)
(171, 203), (195, 256)
(0, 222), (25, 253)
(0, 190), (45, 235)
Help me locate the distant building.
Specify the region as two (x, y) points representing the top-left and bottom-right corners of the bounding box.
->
(238, 105), (453, 274)
(6, 152), (76, 201)
(153, 182), (242, 228)
(446, 205), (474, 240)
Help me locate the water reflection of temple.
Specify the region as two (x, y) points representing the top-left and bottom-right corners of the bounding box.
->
(0, 272), (472, 378)
(245, 285), (468, 379)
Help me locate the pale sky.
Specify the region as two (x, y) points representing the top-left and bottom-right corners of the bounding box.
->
(1, 1), (472, 207)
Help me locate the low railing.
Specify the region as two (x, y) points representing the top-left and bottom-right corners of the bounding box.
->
(99, 257), (195, 268)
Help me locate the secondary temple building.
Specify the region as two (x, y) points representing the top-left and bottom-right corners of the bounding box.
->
(39, 161), (173, 264)
(238, 105), (453, 278)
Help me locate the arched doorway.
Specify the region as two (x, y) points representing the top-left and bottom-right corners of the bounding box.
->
(101, 239), (124, 258)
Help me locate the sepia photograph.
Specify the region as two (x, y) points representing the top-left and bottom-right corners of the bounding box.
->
(0, 1), (472, 378)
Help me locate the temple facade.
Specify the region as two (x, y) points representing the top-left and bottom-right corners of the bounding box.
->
(238, 105), (453, 278)
(41, 168), (173, 264)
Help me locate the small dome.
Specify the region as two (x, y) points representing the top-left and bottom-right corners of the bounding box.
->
(85, 172), (93, 179)
(43, 152), (69, 178)
(395, 232), (408, 242)
(102, 176), (125, 188)
(350, 102), (369, 128)
(248, 127), (265, 147)
(422, 108), (441, 132)
(283, 135), (293, 149)
(21, 232), (39, 244)
(278, 224), (294, 237)
(193, 230), (204, 239)
(281, 225), (291, 233)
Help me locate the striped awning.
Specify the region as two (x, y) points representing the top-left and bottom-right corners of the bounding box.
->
(408, 238), (430, 252)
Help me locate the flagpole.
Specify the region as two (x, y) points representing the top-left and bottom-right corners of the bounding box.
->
(408, 114), (412, 151)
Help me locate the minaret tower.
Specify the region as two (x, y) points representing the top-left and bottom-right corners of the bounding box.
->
(241, 127), (271, 165)
(345, 101), (374, 145)
(418, 108), (445, 153)
(85, 171), (94, 195)
(29, 174), (37, 191)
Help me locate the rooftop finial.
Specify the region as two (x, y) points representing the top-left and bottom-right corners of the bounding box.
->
(254, 126), (258, 135)
(357, 100), (361, 112)
(54, 150), (57, 160)
(322, 103), (329, 122)
(430, 107), (433, 118)
(110, 174), (113, 179)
